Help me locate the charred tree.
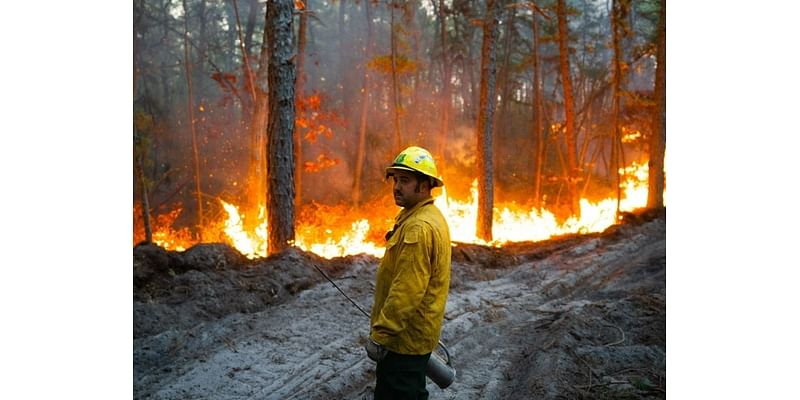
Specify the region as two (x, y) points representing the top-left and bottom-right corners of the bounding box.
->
(295, 0), (309, 210)
(531, 3), (546, 209)
(353, 0), (375, 207)
(266, 0), (296, 255)
(556, 0), (580, 217)
(648, 0), (666, 209)
(476, 0), (502, 242)
(182, 0), (204, 238)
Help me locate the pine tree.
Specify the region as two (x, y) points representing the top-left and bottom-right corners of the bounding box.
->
(266, 0), (296, 254)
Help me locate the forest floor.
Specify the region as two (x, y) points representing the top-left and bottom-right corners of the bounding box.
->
(133, 208), (666, 400)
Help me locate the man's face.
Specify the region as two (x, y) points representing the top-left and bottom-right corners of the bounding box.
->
(392, 169), (428, 208)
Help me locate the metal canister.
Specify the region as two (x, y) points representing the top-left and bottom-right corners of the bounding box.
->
(426, 341), (456, 389)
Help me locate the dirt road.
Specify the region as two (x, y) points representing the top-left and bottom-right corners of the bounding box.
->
(134, 210), (665, 399)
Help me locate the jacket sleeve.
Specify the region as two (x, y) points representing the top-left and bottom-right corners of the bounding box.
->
(370, 224), (432, 345)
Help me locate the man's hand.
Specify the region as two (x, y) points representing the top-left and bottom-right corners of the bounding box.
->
(365, 338), (388, 362)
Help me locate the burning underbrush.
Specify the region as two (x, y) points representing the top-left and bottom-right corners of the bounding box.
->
(134, 207), (665, 399)
(134, 161), (663, 261)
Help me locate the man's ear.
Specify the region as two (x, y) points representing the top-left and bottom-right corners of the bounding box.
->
(424, 178), (434, 193)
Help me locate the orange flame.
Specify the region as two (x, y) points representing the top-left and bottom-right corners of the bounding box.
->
(136, 161), (664, 260)
(295, 219), (384, 259)
(134, 204), (193, 251)
(430, 161), (659, 246)
(220, 201), (268, 259)
(303, 153), (340, 172)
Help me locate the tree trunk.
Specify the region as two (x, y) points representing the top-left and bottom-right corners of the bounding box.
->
(294, 0), (309, 210)
(266, 0), (296, 255)
(353, 0), (375, 207)
(556, 0), (580, 217)
(159, 0), (172, 109)
(494, 6), (515, 185)
(338, 0), (352, 116)
(531, 4), (545, 209)
(195, 0), (208, 96)
(222, 0), (239, 72)
(648, 0), (666, 209)
(232, 0), (258, 104)
(476, 0), (501, 242)
(135, 145), (153, 243)
(467, 35), (478, 120)
(436, 0), (452, 180)
(452, 18), (473, 114)
(611, 0), (624, 217)
(403, 1), (421, 121)
(244, 8), (271, 229)
(182, 0), (204, 239)
(390, 1), (403, 152)
(244, 0), (259, 55)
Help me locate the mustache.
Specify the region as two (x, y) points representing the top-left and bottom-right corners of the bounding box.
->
(394, 191), (402, 196)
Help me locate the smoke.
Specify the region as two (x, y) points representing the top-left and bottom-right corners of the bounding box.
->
(301, 147), (355, 204)
(134, 0), (662, 235)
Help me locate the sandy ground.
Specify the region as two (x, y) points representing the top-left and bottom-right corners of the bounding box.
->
(134, 210), (666, 399)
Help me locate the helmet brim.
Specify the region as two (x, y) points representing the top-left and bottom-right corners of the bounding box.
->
(385, 166), (444, 188)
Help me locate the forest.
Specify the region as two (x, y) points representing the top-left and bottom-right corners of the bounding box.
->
(133, 0), (666, 258)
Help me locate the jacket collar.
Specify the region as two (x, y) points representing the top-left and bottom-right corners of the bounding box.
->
(395, 196), (435, 226)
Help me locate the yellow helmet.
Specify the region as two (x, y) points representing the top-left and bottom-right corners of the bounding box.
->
(385, 146), (444, 187)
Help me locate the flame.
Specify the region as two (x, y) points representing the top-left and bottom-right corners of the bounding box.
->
(621, 128), (642, 143)
(135, 161), (664, 260)
(215, 202), (384, 259)
(303, 153), (340, 172)
(619, 161), (649, 210)
(220, 201), (268, 259)
(428, 161), (659, 246)
(134, 204), (193, 251)
(295, 219), (384, 259)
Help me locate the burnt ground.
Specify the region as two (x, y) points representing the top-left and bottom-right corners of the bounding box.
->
(133, 208), (666, 399)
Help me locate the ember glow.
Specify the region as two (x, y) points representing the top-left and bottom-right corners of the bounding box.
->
(137, 161), (662, 259)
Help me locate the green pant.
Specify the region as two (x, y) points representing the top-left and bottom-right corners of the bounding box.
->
(374, 351), (432, 400)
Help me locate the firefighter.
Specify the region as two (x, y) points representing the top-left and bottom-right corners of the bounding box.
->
(365, 146), (452, 399)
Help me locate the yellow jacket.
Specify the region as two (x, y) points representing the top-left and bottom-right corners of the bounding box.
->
(370, 197), (451, 355)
